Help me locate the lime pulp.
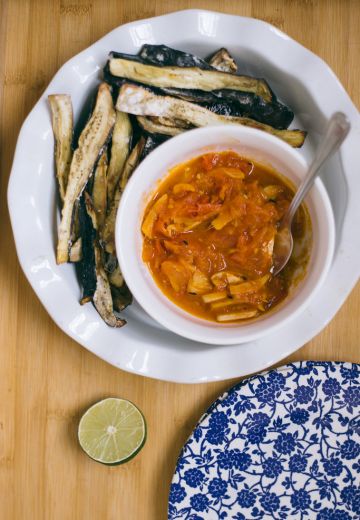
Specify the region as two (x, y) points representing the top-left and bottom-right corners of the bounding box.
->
(78, 398), (146, 465)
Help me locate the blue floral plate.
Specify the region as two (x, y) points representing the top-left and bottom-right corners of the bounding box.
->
(169, 362), (360, 520)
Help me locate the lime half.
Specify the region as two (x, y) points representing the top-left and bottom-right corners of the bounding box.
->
(78, 398), (146, 465)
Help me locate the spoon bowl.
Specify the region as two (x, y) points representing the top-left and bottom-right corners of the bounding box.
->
(272, 226), (293, 276)
(272, 112), (350, 275)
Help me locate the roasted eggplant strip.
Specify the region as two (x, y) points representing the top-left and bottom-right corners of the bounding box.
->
(92, 150), (108, 229)
(104, 73), (293, 129)
(207, 48), (237, 73)
(107, 111), (132, 205)
(80, 193), (125, 326)
(93, 244), (126, 327)
(104, 69), (293, 130)
(56, 83), (116, 264)
(78, 193), (97, 304)
(139, 44), (236, 74)
(102, 137), (145, 255)
(137, 44), (213, 69)
(48, 94), (73, 202)
(165, 89), (294, 129)
(164, 90), (293, 130)
(154, 87), (293, 129)
(71, 89), (99, 151)
(108, 58), (272, 102)
(117, 138), (144, 191)
(203, 95), (293, 130)
(137, 116), (186, 137)
(117, 84), (306, 147)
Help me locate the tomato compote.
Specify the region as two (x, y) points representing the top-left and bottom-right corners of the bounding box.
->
(142, 151), (310, 323)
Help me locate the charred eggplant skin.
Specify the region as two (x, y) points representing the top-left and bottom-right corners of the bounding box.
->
(102, 137), (145, 255)
(115, 44), (214, 70)
(156, 87), (294, 129)
(203, 95), (294, 130)
(140, 133), (170, 160)
(111, 284), (133, 313)
(78, 193), (97, 303)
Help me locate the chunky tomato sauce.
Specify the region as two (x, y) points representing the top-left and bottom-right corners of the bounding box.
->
(142, 151), (309, 323)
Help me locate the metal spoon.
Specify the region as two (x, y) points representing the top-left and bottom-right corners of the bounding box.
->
(272, 112), (350, 276)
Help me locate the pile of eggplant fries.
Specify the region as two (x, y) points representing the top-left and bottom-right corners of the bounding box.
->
(49, 45), (306, 328)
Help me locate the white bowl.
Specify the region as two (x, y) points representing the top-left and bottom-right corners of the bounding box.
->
(116, 125), (335, 345)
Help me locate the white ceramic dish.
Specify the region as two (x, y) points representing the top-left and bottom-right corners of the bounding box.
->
(117, 125), (335, 345)
(7, 10), (360, 383)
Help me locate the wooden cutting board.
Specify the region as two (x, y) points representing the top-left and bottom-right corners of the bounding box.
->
(0, 1), (359, 518)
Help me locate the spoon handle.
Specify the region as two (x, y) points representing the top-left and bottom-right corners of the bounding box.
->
(284, 112), (350, 226)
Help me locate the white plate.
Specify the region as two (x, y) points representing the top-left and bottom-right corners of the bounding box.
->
(7, 10), (360, 383)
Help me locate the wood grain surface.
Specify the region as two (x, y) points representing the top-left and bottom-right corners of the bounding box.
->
(0, 1), (359, 519)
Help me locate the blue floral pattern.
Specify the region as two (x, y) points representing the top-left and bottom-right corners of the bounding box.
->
(169, 362), (360, 519)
